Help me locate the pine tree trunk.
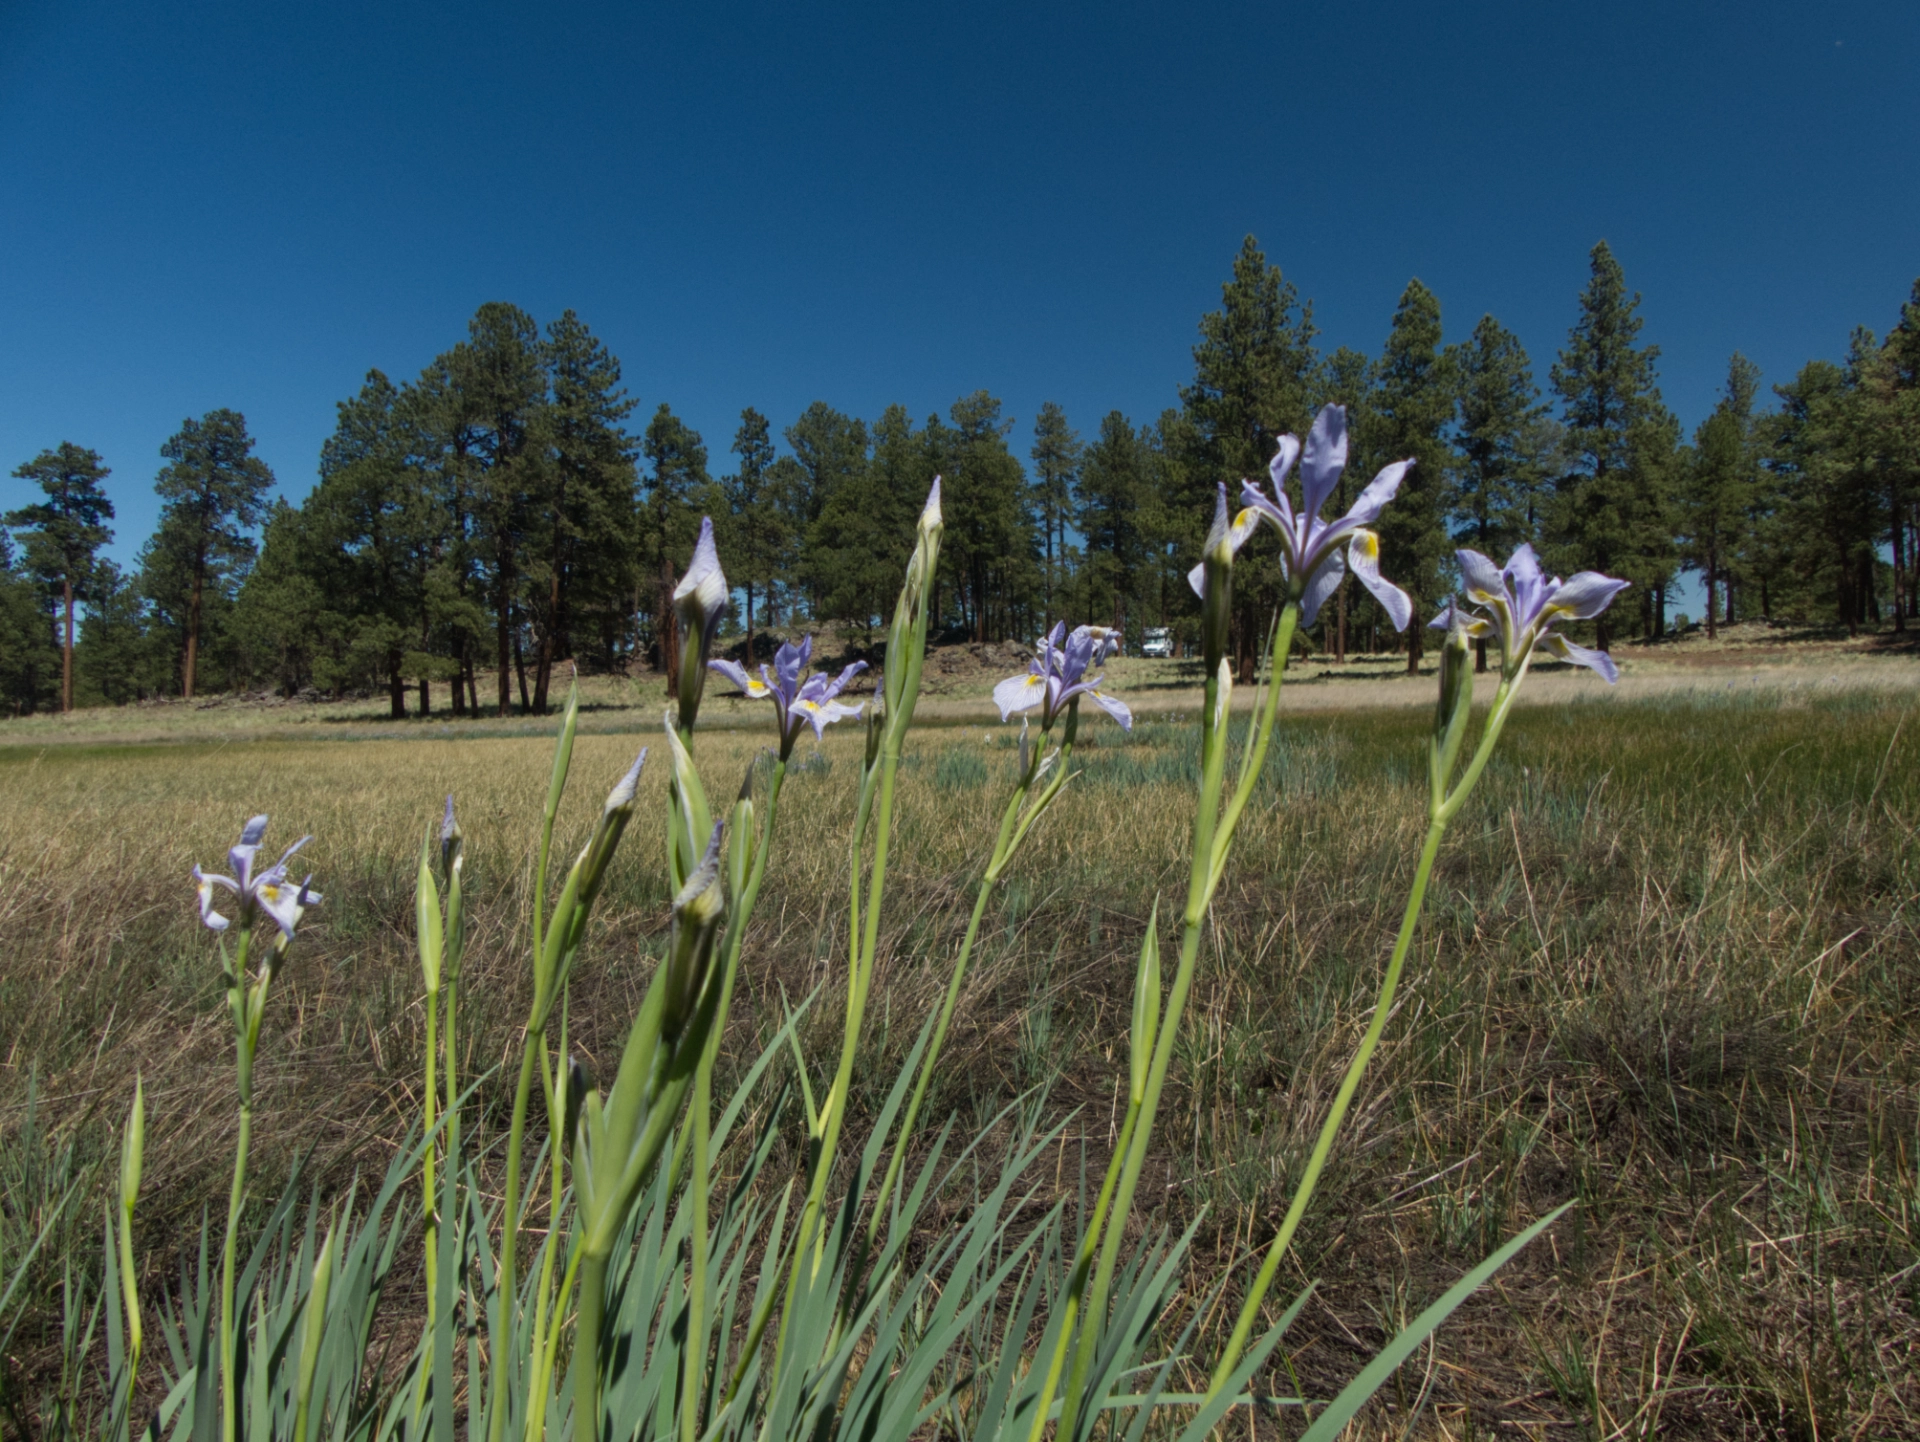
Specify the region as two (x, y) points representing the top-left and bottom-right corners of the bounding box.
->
(1892, 504), (1908, 633)
(658, 557), (679, 699)
(1336, 584), (1347, 664)
(61, 578), (74, 713)
(1705, 555), (1718, 640)
(495, 580), (512, 716)
(514, 627), (530, 711)
(389, 652), (406, 719)
(1405, 609), (1421, 676)
(184, 562), (203, 701)
(745, 585), (755, 670)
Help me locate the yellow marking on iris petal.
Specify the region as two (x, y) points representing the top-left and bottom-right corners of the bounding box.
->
(1355, 530), (1379, 559)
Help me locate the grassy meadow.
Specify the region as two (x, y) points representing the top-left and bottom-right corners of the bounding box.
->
(1, 669), (1917, 1438)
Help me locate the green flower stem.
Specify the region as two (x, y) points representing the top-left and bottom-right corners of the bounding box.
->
(1206, 660), (1530, 1391)
(1205, 815), (1444, 1390)
(117, 1078), (144, 1426)
(682, 759), (785, 1442)
(220, 926), (260, 1442)
(442, 861), (465, 1177)
(766, 709), (907, 1388)
(523, 1035), (568, 1442)
(1436, 657), (1529, 827)
(1209, 606), (1296, 893)
(1055, 636), (1247, 1442)
(1021, 1091), (1142, 1442)
(573, 1252), (608, 1441)
(489, 1036), (541, 1442)
(412, 966), (440, 1428)
(1053, 604), (1298, 1441)
(525, 1239), (584, 1442)
(532, 685), (580, 966)
(489, 691), (582, 1442)
(869, 712), (1076, 1237)
(809, 746), (901, 1255)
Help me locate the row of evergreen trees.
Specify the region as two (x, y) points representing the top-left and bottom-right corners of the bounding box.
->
(5, 240), (1918, 716)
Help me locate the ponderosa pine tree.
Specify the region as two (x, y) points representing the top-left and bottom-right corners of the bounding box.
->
(1450, 316), (1549, 554)
(447, 303), (547, 714)
(1872, 281), (1920, 630)
(1143, 407), (1199, 651)
(302, 369), (454, 714)
(1764, 351), (1883, 630)
(1680, 354), (1762, 638)
(1180, 235), (1319, 679)
(232, 499), (328, 696)
(75, 559), (152, 704)
(1030, 402), (1082, 621)
(807, 404), (927, 640)
(721, 408), (786, 661)
(1371, 279), (1455, 672)
(539, 310), (639, 707)
(0, 529), (60, 713)
(944, 392), (1030, 642)
(145, 410), (274, 698)
(7, 442), (114, 712)
(1549, 242), (1670, 646)
(1077, 411), (1150, 633)
(788, 402), (869, 622)
(1448, 316), (1551, 668)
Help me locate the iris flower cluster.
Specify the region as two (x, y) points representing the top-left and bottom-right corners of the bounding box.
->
(193, 814), (320, 949)
(710, 635), (868, 756)
(993, 622), (1132, 731)
(1191, 403), (1414, 629)
(1436, 543), (1630, 683)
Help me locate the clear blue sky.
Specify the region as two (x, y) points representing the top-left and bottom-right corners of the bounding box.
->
(4, 0), (1916, 573)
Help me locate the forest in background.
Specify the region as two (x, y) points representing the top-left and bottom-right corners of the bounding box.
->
(5, 237), (1918, 718)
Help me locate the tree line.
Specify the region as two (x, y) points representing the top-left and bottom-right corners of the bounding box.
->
(5, 240), (1918, 716)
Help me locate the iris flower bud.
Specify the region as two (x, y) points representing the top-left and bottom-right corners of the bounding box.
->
(564, 1054), (592, 1150)
(1199, 485), (1235, 678)
(863, 704), (884, 777)
(1430, 606), (1475, 810)
(1129, 907), (1161, 1107)
(438, 794), (463, 880)
(1434, 611), (1472, 740)
(663, 823), (727, 1042)
(673, 517), (729, 734)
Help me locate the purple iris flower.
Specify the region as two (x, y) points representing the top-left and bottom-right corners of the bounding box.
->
(993, 622), (1133, 730)
(709, 635), (867, 753)
(1188, 405), (1414, 630)
(1433, 543), (1630, 683)
(193, 814), (321, 942)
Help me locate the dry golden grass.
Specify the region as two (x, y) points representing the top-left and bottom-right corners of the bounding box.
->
(2, 679), (1917, 1438)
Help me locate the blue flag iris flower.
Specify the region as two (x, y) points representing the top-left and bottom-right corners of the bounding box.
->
(993, 622), (1132, 730)
(193, 814), (321, 942)
(1189, 404), (1414, 630)
(1435, 543), (1630, 682)
(710, 635), (868, 754)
